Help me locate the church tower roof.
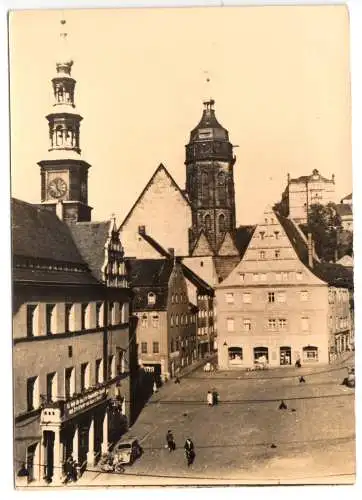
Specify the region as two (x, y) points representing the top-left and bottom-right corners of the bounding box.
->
(189, 99), (230, 143)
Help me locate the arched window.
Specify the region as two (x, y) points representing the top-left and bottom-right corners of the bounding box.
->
(219, 214), (226, 233)
(201, 172), (209, 203)
(55, 125), (63, 146)
(147, 292), (156, 305)
(170, 314), (174, 327)
(205, 214), (211, 232)
(175, 314), (179, 326)
(218, 172), (226, 203)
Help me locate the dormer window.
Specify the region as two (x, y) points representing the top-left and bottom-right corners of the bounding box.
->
(148, 292), (156, 305)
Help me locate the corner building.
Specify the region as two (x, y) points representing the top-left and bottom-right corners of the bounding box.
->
(13, 23), (134, 486)
(216, 206), (353, 369)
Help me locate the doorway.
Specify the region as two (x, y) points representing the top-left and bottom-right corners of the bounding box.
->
(280, 346), (291, 365)
(26, 443), (38, 482)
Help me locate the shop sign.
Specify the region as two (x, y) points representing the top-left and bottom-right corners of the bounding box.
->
(64, 387), (106, 417)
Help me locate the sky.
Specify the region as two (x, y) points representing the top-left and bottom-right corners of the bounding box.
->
(9, 5), (352, 225)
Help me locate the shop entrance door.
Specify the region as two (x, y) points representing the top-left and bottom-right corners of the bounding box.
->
(43, 431), (54, 481)
(280, 346), (292, 365)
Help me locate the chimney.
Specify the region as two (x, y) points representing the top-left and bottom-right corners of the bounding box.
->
(287, 173), (290, 184)
(308, 233), (313, 268)
(56, 200), (63, 221)
(138, 225), (146, 235)
(168, 248), (175, 258)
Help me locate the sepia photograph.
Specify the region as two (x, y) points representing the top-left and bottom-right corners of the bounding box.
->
(9, 4), (355, 488)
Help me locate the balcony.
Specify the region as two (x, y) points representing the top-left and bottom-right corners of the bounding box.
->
(40, 385), (107, 424)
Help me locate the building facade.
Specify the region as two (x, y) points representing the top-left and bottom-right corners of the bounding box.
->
(280, 169), (336, 223)
(216, 207), (352, 369)
(336, 193), (353, 231)
(13, 22), (133, 486)
(13, 200), (132, 486)
(128, 259), (198, 381)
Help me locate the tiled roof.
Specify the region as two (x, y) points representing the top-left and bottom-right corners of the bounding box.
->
(13, 267), (100, 285)
(127, 259), (174, 312)
(190, 104), (229, 142)
(277, 213), (353, 289)
(127, 258), (174, 287)
(69, 221), (111, 282)
(214, 256), (241, 282)
(12, 198), (85, 265)
(138, 231), (214, 294)
(234, 225), (256, 257)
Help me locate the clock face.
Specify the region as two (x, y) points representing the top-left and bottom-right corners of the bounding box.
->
(47, 177), (68, 199)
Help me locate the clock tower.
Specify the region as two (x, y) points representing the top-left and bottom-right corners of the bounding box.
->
(185, 100), (236, 254)
(38, 19), (92, 223)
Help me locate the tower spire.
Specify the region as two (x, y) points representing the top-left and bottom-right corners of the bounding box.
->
(37, 15), (92, 223)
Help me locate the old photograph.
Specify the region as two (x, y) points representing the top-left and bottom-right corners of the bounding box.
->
(9, 5), (354, 488)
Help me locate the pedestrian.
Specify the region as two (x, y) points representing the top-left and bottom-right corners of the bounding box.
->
(295, 358), (301, 368)
(299, 376), (306, 383)
(279, 400), (287, 410)
(212, 390), (219, 406)
(166, 430), (176, 452)
(153, 381), (158, 393)
(175, 376), (180, 384)
(184, 438), (195, 467)
(17, 463), (29, 478)
(207, 390), (213, 406)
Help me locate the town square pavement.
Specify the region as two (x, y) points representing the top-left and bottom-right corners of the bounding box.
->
(78, 355), (355, 486)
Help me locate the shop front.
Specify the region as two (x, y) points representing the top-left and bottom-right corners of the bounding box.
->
(39, 386), (109, 485)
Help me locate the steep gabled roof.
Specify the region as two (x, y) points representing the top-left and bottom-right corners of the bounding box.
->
(217, 231), (239, 256)
(137, 230), (213, 294)
(12, 198), (84, 264)
(119, 163), (190, 229)
(69, 221), (111, 282)
(277, 212), (353, 289)
(214, 256), (241, 283)
(341, 193), (352, 202)
(234, 225), (256, 257)
(190, 230), (215, 257)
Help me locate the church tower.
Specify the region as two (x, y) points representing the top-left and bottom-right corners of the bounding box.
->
(38, 19), (92, 223)
(185, 100), (236, 255)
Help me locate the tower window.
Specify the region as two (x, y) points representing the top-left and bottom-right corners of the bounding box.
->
(205, 214), (211, 232)
(217, 172), (226, 203)
(219, 214), (226, 233)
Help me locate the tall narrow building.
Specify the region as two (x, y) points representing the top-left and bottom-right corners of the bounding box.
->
(38, 20), (92, 222)
(185, 99), (236, 255)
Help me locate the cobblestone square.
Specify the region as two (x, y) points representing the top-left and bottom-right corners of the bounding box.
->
(79, 356), (355, 486)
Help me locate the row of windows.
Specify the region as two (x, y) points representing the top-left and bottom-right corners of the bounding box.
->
(203, 213), (227, 233)
(259, 230), (280, 240)
(226, 316), (310, 332)
(26, 301), (129, 337)
(227, 345), (319, 362)
(171, 293), (187, 304)
(26, 352), (124, 412)
(238, 271), (304, 283)
(198, 326), (214, 335)
(170, 336), (196, 353)
(170, 313), (196, 327)
(140, 342), (159, 354)
(198, 309), (213, 318)
(141, 314), (159, 328)
(225, 290), (310, 305)
(328, 289), (350, 304)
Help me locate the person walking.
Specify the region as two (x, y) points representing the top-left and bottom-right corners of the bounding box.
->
(184, 438), (195, 467)
(212, 389), (219, 406)
(207, 390), (213, 406)
(166, 430), (176, 452)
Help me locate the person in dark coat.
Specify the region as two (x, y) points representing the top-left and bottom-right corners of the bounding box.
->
(184, 438), (195, 466)
(299, 376), (306, 383)
(279, 400), (288, 410)
(175, 377), (180, 384)
(17, 463), (29, 477)
(212, 390), (219, 405)
(166, 430), (176, 452)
